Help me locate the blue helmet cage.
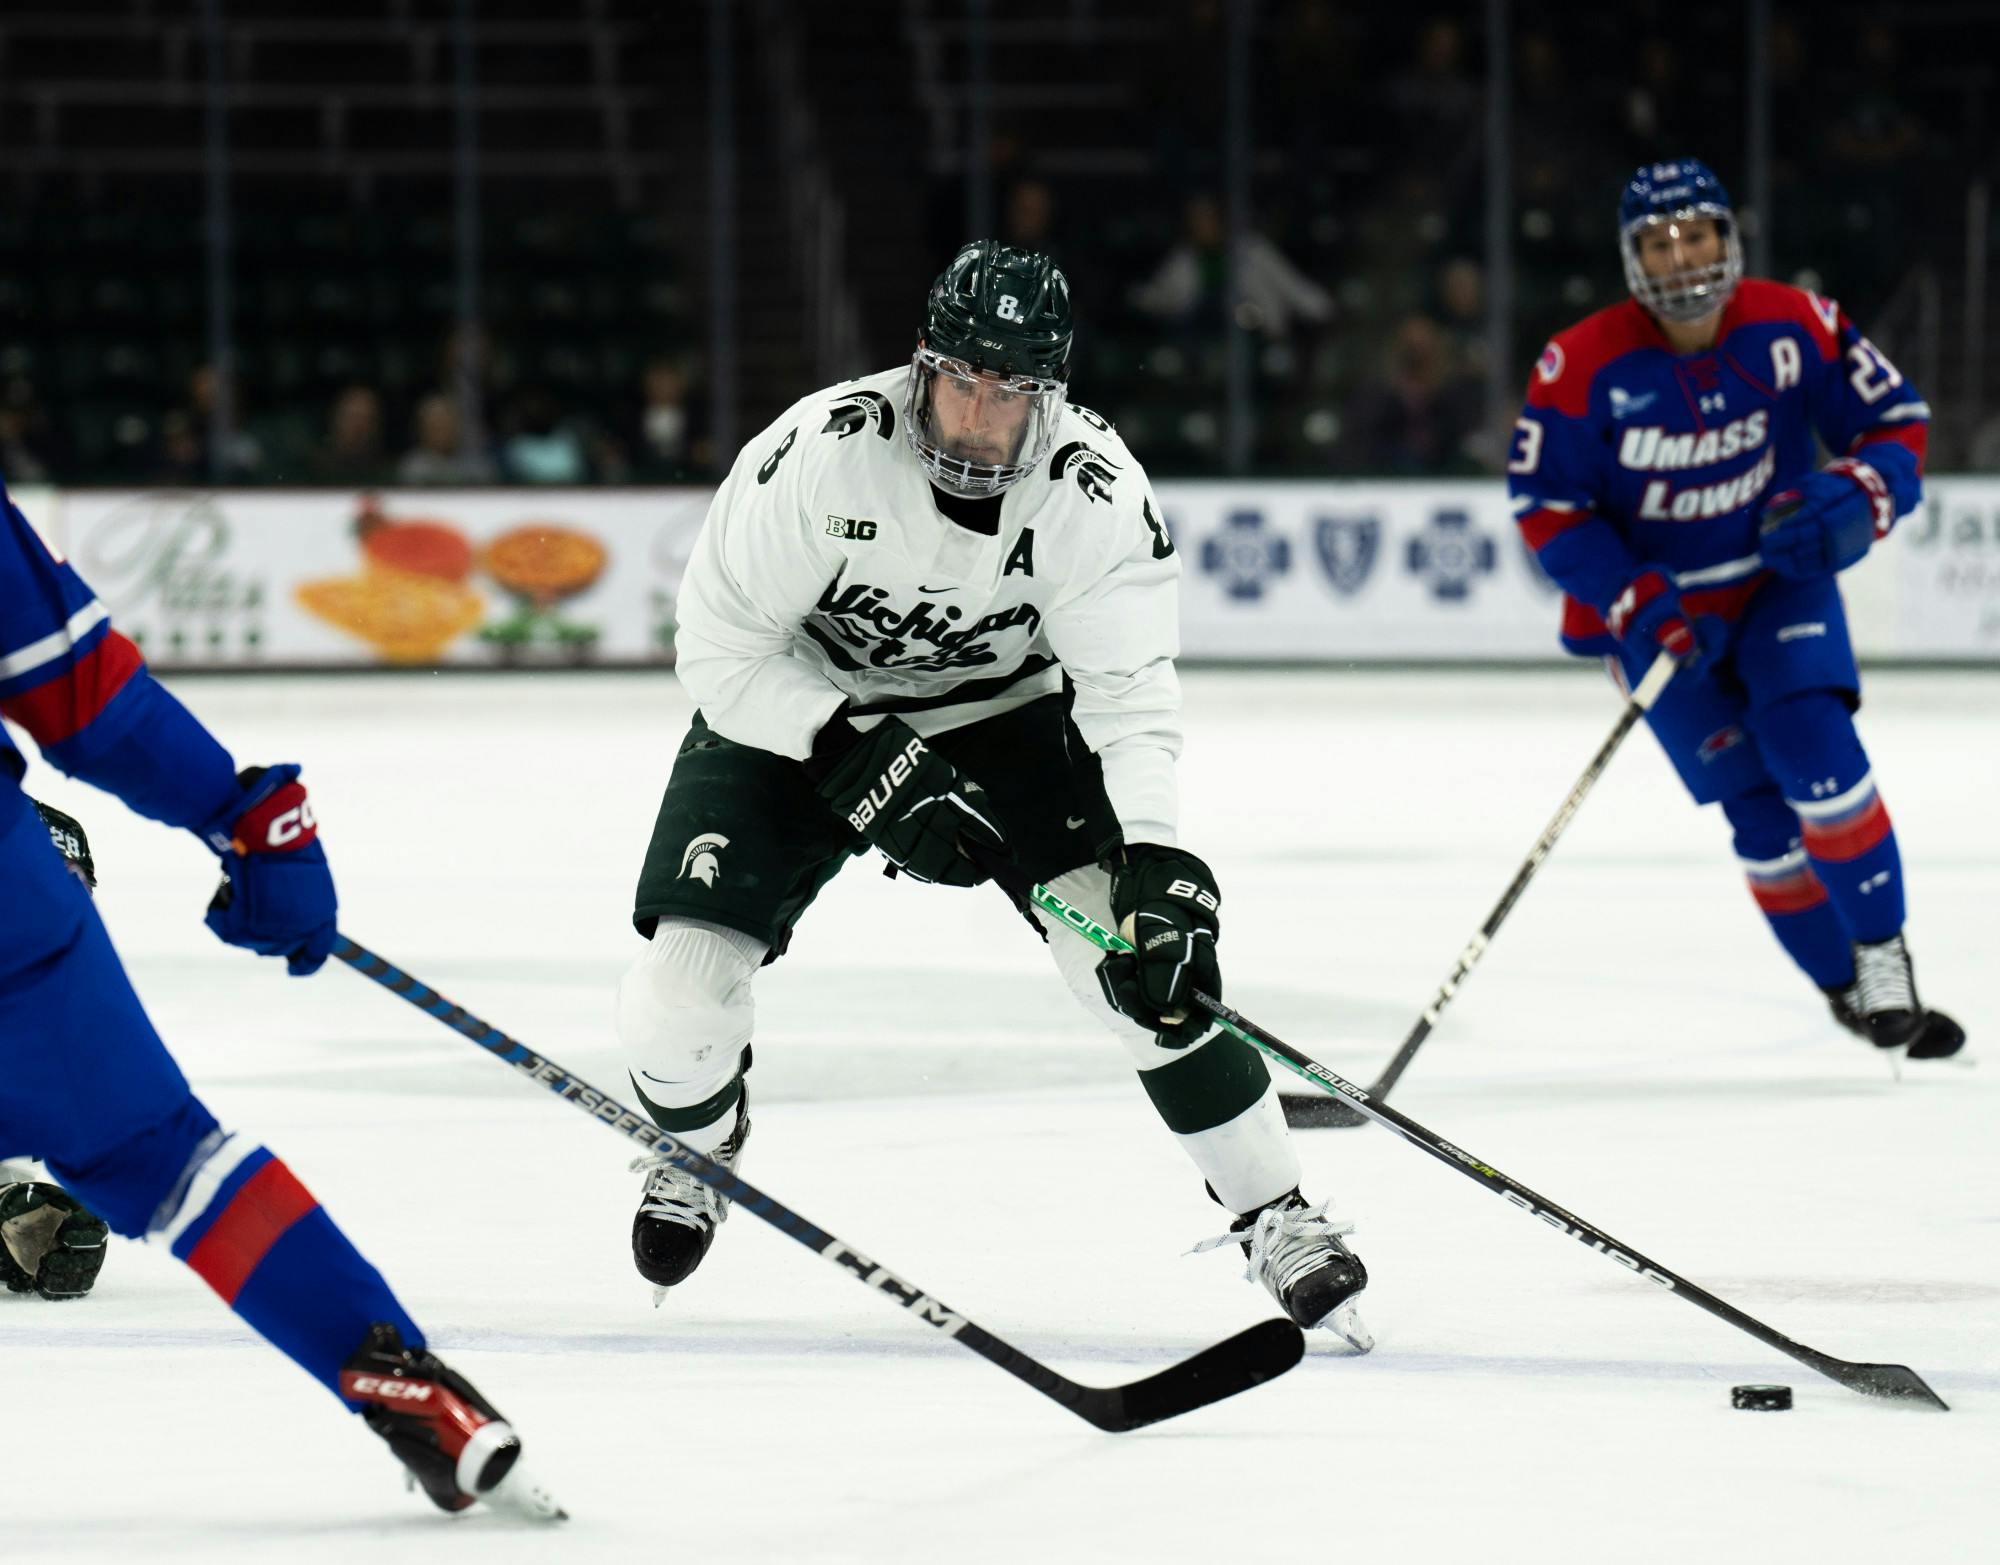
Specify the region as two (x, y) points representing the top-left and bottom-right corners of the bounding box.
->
(1618, 159), (1744, 324)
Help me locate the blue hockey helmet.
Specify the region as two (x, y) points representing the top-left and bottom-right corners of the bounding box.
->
(1618, 159), (1743, 324)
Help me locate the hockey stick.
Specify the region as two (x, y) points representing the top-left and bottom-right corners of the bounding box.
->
(331, 934), (1303, 1432)
(1282, 649), (1680, 1129)
(999, 873), (1947, 1409)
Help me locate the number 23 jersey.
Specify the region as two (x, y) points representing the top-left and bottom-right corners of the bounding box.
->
(1507, 279), (1929, 654)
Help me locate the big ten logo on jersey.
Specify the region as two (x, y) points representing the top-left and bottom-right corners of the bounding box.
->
(813, 578), (1042, 673)
(826, 515), (878, 541)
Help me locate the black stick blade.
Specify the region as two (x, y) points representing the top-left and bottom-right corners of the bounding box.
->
(1826, 1360), (1950, 1410)
(1280, 1092), (1369, 1129)
(1071, 1319), (1306, 1433)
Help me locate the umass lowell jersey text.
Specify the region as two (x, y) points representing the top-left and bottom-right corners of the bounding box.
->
(1507, 279), (1929, 654)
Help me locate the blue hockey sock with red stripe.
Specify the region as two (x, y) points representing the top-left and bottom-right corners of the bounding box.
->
(1723, 786), (1854, 989)
(156, 1133), (423, 1400)
(1751, 694), (1905, 944)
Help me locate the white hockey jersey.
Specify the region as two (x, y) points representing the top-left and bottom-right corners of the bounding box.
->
(673, 367), (1184, 845)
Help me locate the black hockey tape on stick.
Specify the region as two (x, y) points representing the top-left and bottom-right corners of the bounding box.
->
(1282, 648), (1680, 1128)
(331, 934), (1302, 1431)
(970, 849), (1948, 1411)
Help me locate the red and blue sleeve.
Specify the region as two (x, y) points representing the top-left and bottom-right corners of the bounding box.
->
(1507, 341), (1642, 613)
(1807, 299), (1928, 529)
(1, 490), (241, 832)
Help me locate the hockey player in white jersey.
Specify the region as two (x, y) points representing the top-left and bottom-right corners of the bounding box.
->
(618, 241), (1367, 1346)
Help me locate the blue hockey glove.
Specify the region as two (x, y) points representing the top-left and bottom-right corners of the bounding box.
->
(1758, 458), (1893, 580)
(1097, 845), (1222, 1048)
(1606, 568), (1724, 682)
(199, 765), (338, 976)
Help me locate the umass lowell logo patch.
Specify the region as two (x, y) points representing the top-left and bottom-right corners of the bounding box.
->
(810, 579), (1042, 674)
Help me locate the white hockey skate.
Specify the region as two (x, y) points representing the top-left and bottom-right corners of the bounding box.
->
(1196, 1190), (1373, 1353)
(630, 1095), (750, 1305)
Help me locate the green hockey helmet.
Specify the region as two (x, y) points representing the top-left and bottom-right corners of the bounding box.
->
(905, 240), (1073, 498)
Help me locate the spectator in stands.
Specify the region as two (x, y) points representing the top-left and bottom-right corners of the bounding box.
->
(631, 359), (702, 479)
(1389, 19), (1480, 171)
(156, 364), (264, 483)
(1001, 178), (1057, 252)
(397, 392), (497, 486)
(1335, 314), (1483, 476)
(0, 379), (59, 483)
(307, 385), (393, 486)
(500, 387), (589, 485)
(1433, 256), (1488, 378)
(1129, 195), (1334, 342)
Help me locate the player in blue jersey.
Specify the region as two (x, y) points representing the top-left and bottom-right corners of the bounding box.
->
(1508, 159), (1963, 1061)
(0, 477), (560, 1517)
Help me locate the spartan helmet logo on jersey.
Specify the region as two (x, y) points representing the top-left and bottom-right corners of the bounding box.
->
(905, 240), (1072, 500)
(1618, 158), (1744, 325)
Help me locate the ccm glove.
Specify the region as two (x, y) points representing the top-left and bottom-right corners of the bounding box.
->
(1098, 845), (1222, 1048)
(812, 717), (1007, 888)
(1606, 568), (1724, 682)
(199, 764), (338, 975)
(1758, 458), (1893, 580)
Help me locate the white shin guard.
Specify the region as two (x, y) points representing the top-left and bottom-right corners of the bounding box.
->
(1034, 865), (1300, 1215)
(1172, 1085), (1300, 1215)
(616, 917), (767, 1154)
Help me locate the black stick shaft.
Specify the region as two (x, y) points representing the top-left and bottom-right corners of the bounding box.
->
(1208, 987), (1946, 1409)
(1285, 652), (1675, 1128)
(331, 935), (1299, 1430)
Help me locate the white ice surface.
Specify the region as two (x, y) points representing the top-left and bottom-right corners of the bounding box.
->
(9, 667), (1997, 1565)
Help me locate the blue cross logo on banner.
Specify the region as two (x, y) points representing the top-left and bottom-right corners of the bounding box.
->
(1405, 510), (1497, 602)
(1199, 511), (1291, 601)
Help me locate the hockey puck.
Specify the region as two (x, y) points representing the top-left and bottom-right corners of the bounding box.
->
(1730, 1384), (1793, 1411)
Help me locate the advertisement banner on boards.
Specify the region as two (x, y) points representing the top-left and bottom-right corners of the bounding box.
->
(1163, 479), (1563, 660)
(50, 487), (710, 669)
(24, 476), (2000, 669)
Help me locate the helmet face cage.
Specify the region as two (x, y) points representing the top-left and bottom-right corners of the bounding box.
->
(1620, 204), (1744, 323)
(904, 343), (1068, 499)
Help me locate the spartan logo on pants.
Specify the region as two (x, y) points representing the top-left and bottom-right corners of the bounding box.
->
(678, 833), (730, 887)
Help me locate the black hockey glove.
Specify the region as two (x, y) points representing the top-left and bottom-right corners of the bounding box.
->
(0, 1181), (110, 1301)
(1097, 845), (1221, 1047)
(811, 716), (1008, 888)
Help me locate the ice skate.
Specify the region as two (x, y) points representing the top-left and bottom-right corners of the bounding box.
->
(1197, 1189), (1373, 1352)
(341, 1323), (564, 1521)
(1823, 982), (1967, 1060)
(631, 1094), (750, 1303)
(1825, 935), (1965, 1059)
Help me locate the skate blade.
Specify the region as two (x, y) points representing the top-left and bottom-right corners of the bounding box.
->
(1318, 1301), (1374, 1354)
(651, 1286), (669, 1308)
(482, 1461), (568, 1523)
(1897, 1049), (1976, 1072)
